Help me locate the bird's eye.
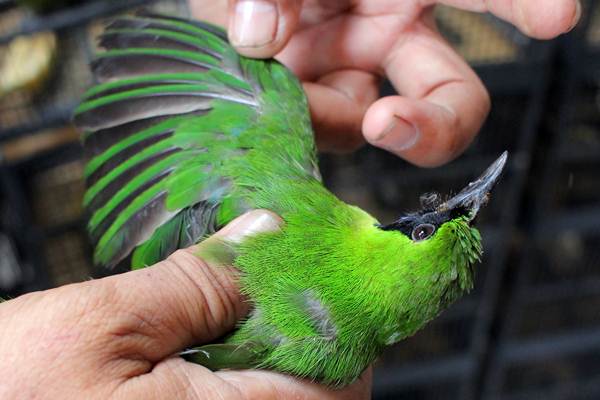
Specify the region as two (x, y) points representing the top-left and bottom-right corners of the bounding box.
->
(411, 224), (436, 241)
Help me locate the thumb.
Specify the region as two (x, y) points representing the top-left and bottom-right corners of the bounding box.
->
(228, 0), (303, 58)
(97, 209), (282, 364)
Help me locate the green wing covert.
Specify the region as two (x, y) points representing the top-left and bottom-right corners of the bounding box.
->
(74, 12), (317, 269)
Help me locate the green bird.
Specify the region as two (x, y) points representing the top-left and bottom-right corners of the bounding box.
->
(73, 12), (507, 387)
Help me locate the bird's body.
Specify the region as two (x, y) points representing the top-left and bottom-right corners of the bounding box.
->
(75, 13), (504, 386)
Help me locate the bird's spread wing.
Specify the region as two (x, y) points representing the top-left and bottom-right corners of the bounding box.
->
(74, 12), (317, 269)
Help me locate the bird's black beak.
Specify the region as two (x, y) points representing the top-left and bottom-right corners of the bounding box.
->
(437, 152), (508, 221)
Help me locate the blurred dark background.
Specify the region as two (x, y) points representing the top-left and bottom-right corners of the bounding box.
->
(0, 1), (599, 399)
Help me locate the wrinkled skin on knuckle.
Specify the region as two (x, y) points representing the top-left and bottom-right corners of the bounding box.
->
(102, 278), (179, 362)
(93, 249), (241, 364)
(167, 249), (244, 341)
(30, 282), (113, 358)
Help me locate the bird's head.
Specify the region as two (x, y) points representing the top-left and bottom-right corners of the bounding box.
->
(369, 152), (507, 343)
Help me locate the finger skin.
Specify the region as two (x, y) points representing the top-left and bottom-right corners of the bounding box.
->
(430, 0), (581, 39)
(217, 367), (373, 399)
(305, 70), (380, 153)
(361, 12), (489, 167)
(228, 0), (304, 58)
(117, 358), (372, 400)
(363, 89), (488, 167)
(189, 0), (228, 27)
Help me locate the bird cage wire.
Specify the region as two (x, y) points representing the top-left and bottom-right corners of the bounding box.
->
(0, 1), (599, 399)
(480, 2), (600, 398)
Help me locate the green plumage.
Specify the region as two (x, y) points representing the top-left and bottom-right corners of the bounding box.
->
(75, 12), (315, 269)
(74, 12), (505, 386)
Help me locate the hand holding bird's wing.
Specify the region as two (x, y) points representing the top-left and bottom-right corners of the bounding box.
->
(0, 211), (372, 399)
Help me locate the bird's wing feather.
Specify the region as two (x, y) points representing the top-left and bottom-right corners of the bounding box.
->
(74, 12), (317, 269)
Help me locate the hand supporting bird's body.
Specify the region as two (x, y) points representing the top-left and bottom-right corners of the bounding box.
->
(74, 12), (506, 386)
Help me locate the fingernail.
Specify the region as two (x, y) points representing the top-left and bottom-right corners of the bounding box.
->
(220, 210), (283, 243)
(374, 117), (419, 152)
(568, 1), (582, 32)
(230, 0), (278, 48)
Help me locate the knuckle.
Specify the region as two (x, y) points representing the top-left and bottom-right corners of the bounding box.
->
(167, 250), (242, 340)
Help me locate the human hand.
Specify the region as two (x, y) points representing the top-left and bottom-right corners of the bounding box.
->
(190, 0), (580, 166)
(0, 210), (371, 399)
